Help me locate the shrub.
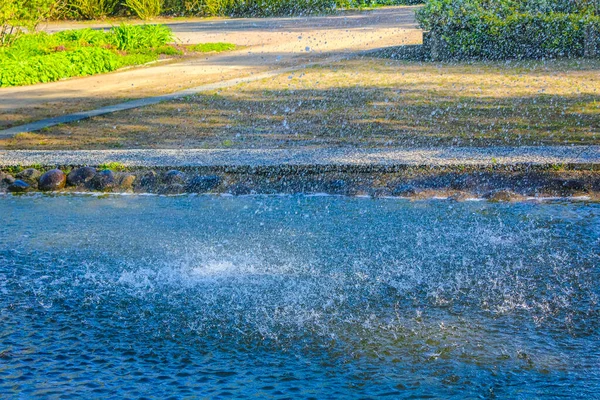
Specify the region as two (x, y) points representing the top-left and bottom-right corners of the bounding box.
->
(123, 0), (163, 19)
(69, 0), (120, 19)
(161, 0), (420, 17)
(0, 0), (55, 46)
(417, 0), (600, 59)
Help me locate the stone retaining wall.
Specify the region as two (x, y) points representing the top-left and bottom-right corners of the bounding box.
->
(1, 164), (599, 201)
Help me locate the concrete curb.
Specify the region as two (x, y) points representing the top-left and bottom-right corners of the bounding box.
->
(1, 146), (599, 168)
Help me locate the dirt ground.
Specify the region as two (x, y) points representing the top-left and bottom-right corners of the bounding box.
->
(0, 6), (421, 130)
(3, 57), (598, 149)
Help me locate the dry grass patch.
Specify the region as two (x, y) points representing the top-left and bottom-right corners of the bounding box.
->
(2, 57), (599, 149)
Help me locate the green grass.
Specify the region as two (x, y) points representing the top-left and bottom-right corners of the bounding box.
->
(6, 58), (597, 150)
(98, 162), (127, 171)
(189, 42), (237, 53)
(0, 25), (237, 87)
(0, 24), (176, 87)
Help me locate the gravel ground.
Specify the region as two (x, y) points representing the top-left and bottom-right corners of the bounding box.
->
(1, 146), (598, 168)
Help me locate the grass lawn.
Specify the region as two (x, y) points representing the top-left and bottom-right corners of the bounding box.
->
(1, 56), (598, 149)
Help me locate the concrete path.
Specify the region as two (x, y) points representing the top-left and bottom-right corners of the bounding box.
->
(0, 7), (421, 127)
(1, 146), (598, 167)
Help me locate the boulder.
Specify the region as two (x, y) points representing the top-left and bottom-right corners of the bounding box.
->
(163, 170), (186, 185)
(139, 171), (158, 190)
(8, 180), (30, 193)
(16, 168), (41, 184)
(160, 184), (185, 195)
(391, 184), (417, 197)
(485, 190), (526, 202)
(228, 183), (253, 196)
(324, 179), (348, 194)
(118, 173), (136, 190)
(67, 167), (96, 186)
(38, 169), (66, 191)
(0, 172), (15, 185)
(90, 169), (116, 191)
(186, 175), (221, 192)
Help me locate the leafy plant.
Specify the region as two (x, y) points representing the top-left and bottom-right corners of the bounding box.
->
(0, 0), (55, 46)
(69, 0), (120, 19)
(0, 24), (178, 87)
(110, 24), (173, 50)
(98, 162), (127, 171)
(123, 0), (163, 19)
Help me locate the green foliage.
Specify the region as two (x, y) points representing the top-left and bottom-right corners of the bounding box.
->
(98, 162), (127, 171)
(123, 0), (163, 19)
(0, 0), (56, 46)
(0, 47), (119, 86)
(189, 42), (237, 52)
(417, 0), (600, 59)
(69, 0), (120, 19)
(110, 24), (173, 50)
(0, 24), (175, 87)
(161, 0), (420, 17)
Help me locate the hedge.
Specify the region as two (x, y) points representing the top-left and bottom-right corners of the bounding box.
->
(417, 0), (600, 59)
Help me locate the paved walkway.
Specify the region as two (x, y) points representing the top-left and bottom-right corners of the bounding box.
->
(0, 7), (421, 131)
(1, 146), (598, 167)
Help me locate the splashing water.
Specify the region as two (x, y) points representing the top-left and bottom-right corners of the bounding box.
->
(0, 194), (599, 398)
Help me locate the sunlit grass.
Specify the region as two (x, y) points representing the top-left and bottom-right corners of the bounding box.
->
(1, 57), (598, 149)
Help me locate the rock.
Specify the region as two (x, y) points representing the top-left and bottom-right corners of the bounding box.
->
(90, 169), (116, 191)
(186, 175), (221, 192)
(448, 191), (472, 201)
(391, 184), (417, 197)
(38, 169), (66, 191)
(139, 171), (158, 190)
(228, 183), (253, 196)
(67, 167), (96, 186)
(324, 179), (347, 194)
(485, 190), (526, 202)
(561, 179), (586, 193)
(0, 172), (15, 185)
(160, 184), (185, 195)
(118, 173), (136, 190)
(163, 170), (186, 185)
(16, 168), (41, 184)
(8, 180), (30, 193)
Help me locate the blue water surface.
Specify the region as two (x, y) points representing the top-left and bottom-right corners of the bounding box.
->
(0, 194), (599, 398)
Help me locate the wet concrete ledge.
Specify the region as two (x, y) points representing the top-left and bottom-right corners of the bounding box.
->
(1, 147), (600, 200)
(1, 147), (599, 168)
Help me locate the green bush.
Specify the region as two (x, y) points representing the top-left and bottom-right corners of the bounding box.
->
(123, 0), (163, 19)
(0, 0), (56, 46)
(69, 0), (120, 19)
(417, 0), (600, 59)
(160, 0), (420, 17)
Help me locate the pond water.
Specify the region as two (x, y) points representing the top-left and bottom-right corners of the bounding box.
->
(1, 194), (599, 398)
